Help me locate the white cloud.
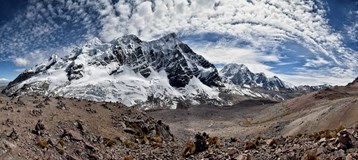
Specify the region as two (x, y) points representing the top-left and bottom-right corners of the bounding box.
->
(0, 78), (9, 81)
(13, 57), (30, 66)
(93, 0), (354, 66)
(0, 0), (357, 86)
(304, 56), (330, 67)
(0, 78), (10, 85)
(346, 23), (358, 42)
(277, 74), (353, 86)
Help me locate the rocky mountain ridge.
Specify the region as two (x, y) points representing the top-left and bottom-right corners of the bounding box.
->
(220, 63), (332, 100)
(2, 33), (263, 109)
(220, 63), (290, 91)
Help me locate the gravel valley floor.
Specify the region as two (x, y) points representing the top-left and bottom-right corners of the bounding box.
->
(0, 91), (357, 159)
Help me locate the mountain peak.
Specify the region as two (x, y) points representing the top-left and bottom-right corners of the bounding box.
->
(3, 33), (222, 108)
(155, 33), (180, 43)
(86, 37), (103, 46)
(220, 63), (290, 91)
(221, 63), (249, 75)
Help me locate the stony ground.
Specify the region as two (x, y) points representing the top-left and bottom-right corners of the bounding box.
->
(0, 91), (357, 159)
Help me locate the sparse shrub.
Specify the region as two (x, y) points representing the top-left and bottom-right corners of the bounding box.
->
(245, 141), (257, 150)
(37, 139), (48, 149)
(123, 155), (134, 160)
(182, 132), (217, 156)
(243, 118), (253, 126)
(335, 124), (346, 133)
(304, 151), (319, 160)
(182, 141), (195, 157)
(103, 138), (117, 147)
(230, 137), (238, 143)
(151, 142), (162, 148)
(208, 136), (220, 148)
(142, 135), (149, 144)
(322, 129), (333, 139)
(58, 139), (65, 147)
(124, 140), (134, 148)
(149, 136), (163, 143)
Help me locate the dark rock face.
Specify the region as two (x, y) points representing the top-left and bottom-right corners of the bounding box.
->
(347, 77), (358, 87)
(3, 71), (37, 93)
(101, 33), (220, 88)
(66, 62), (84, 81)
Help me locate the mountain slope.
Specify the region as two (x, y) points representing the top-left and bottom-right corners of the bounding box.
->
(253, 77), (358, 137)
(2, 34), (262, 108)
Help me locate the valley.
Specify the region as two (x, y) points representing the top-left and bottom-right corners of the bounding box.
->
(0, 84), (357, 159)
(0, 33), (357, 159)
(1, 1), (357, 159)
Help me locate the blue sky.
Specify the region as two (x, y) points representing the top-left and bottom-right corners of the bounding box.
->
(0, 0), (357, 85)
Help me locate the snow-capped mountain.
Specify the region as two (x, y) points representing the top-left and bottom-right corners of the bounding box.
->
(220, 63), (291, 91)
(2, 33), (262, 108)
(219, 63), (332, 101)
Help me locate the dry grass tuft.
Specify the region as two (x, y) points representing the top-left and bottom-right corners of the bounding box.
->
(182, 141), (195, 157)
(208, 136), (220, 148)
(335, 124), (346, 133)
(244, 141), (257, 150)
(58, 139), (65, 147)
(124, 140), (134, 148)
(37, 139), (48, 149)
(123, 155), (134, 160)
(304, 151), (320, 160)
(103, 138), (117, 147)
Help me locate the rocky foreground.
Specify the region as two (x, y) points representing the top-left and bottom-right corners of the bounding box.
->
(0, 94), (357, 160)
